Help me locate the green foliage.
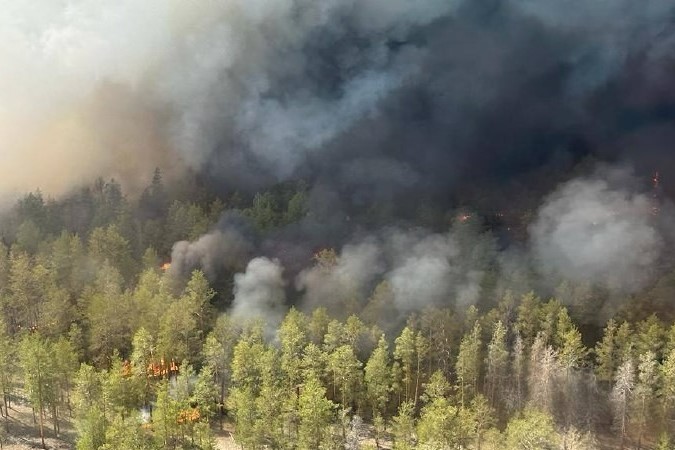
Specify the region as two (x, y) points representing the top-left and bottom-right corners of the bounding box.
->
(279, 307), (309, 390)
(7, 176), (675, 449)
(595, 318), (618, 383)
(298, 375), (336, 449)
(75, 405), (107, 450)
(417, 371), (462, 449)
(328, 344), (363, 408)
(364, 335), (391, 417)
(656, 432), (673, 450)
(504, 409), (559, 450)
(455, 322), (482, 407)
(100, 415), (154, 450)
(88, 225), (135, 281)
(20, 334), (57, 447)
(392, 401), (416, 450)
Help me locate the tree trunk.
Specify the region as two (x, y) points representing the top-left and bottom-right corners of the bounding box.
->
(619, 397), (626, 450)
(220, 378), (226, 430)
(53, 403), (60, 436)
(414, 360), (421, 408)
(38, 407), (45, 449)
(3, 389), (8, 416)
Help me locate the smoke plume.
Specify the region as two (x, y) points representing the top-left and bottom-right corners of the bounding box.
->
(6, 0), (675, 322)
(169, 213), (255, 278)
(530, 168), (663, 294)
(3, 0), (675, 204)
(231, 257), (287, 329)
(296, 223), (495, 315)
(296, 240), (384, 311)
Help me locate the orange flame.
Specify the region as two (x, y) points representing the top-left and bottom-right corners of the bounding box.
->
(161, 262), (171, 271)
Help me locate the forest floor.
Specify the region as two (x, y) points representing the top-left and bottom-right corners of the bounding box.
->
(0, 394), (75, 450)
(0, 405), (388, 450)
(0, 396), (634, 450)
(0, 396), (239, 450)
(0, 402), (242, 450)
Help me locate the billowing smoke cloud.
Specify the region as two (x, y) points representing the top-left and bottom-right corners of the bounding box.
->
(231, 257), (286, 329)
(4, 0), (675, 205)
(0, 0), (456, 199)
(169, 213), (255, 278)
(296, 240), (384, 311)
(0, 1), (179, 200)
(530, 168), (663, 294)
(296, 223), (495, 315)
(6, 0), (675, 324)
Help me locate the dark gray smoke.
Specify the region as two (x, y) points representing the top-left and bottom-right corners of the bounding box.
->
(4, 0), (675, 204)
(169, 212), (256, 278)
(9, 0), (675, 319)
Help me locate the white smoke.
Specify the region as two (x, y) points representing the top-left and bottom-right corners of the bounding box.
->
(231, 257), (287, 329)
(530, 168), (662, 293)
(297, 225), (492, 314)
(296, 240), (384, 310)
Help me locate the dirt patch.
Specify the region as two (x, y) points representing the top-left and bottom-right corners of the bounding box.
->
(0, 397), (74, 450)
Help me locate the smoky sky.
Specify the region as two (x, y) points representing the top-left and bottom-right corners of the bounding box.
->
(2, 0), (675, 208)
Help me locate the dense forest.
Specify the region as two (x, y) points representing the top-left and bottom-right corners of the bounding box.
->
(0, 172), (673, 449)
(5, 0), (675, 447)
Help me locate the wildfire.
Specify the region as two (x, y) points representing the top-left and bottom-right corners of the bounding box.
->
(161, 262), (171, 271)
(121, 358), (180, 379)
(177, 408), (201, 424)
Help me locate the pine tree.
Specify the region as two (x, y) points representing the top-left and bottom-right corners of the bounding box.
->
(417, 372), (459, 449)
(202, 313), (239, 424)
(512, 333), (525, 410)
(504, 409), (559, 450)
(612, 358), (635, 450)
(456, 323), (482, 407)
(528, 333), (558, 415)
(153, 380), (180, 449)
(485, 320), (509, 407)
(365, 335), (391, 419)
(394, 327), (416, 404)
(595, 319), (618, 385)
(392, 401), (416, 450)
(19, 334), (57, 448)
(0, 318), (14, 422)
(298, 375), (336, 450)
(634, 351), (659, 449)
(279, 307), (309, 391)
(328, 345), (363, 409)
(660, 348), (675, 430)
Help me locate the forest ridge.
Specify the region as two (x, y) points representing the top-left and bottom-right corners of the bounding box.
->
(0, 175), (673, 449)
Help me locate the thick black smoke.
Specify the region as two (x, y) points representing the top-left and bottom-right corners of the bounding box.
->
(159, 0), (675, 321)
(192, 0), (675, 213)
(6, 0), (675, 321)
(4, 0), (675, 203)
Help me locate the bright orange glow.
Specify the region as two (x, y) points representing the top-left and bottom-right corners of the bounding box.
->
(161, 262), (171, 271)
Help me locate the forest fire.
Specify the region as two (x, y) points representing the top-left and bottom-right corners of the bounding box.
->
(121, 359), (180, 379)
(3, 0), (675, 448)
